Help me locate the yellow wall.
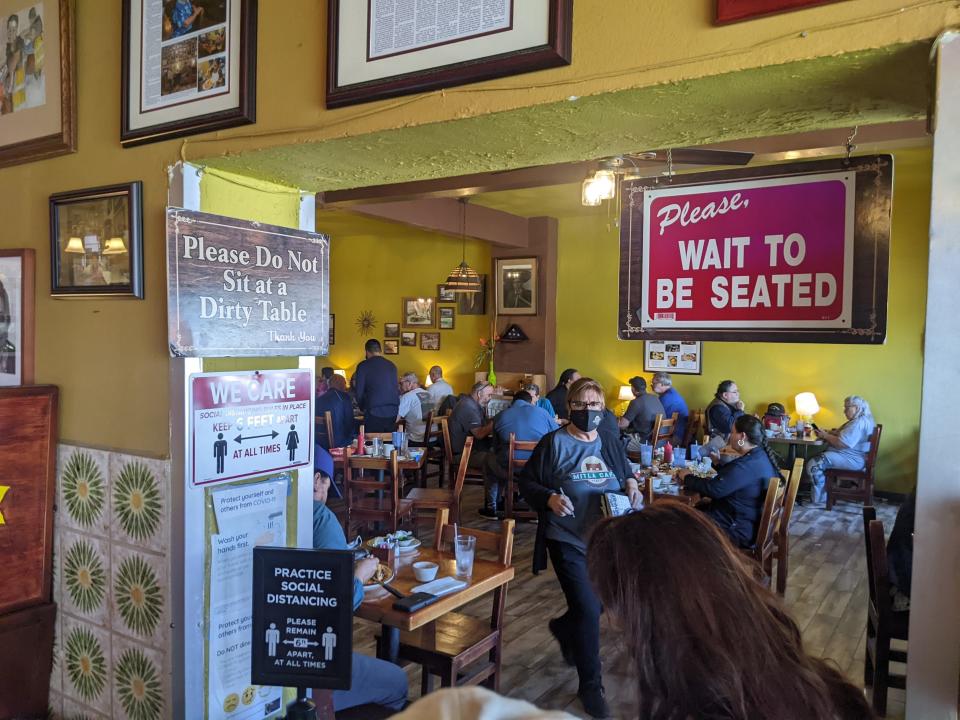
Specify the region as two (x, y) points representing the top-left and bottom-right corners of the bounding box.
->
(555, 148), (931, 492)
(0, 3), (950, 458)
(321, 224), (492, 394)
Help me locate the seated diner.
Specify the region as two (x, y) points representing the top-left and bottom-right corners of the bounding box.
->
(807, 395), (876, 506)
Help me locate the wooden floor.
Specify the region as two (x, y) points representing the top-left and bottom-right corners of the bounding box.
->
(350, 485), (904, 719)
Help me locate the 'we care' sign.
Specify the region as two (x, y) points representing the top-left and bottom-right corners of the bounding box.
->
(166, 209), (330, 357)
(618, 155), (893, 344)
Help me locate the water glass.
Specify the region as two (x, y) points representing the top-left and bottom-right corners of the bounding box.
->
(371, 437), (383, 457)
(689, 443), (701, 462)
(672, 447), (687, 467)
(392, 431), (403, 449)
(454, 534), (476, 580)
(639, 444), (653, 467)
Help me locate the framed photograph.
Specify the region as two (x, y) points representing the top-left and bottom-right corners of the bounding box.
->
(0, 249), (35, 385)
(326, 0), (572, 108)
(420, 332), (440, 351)
(400, 331), (416, 347)
(437, 283), (456, 303)
(49, 182), (144, 298)
(438, 307), (455, 330)
(329, 313), (335, 346)
(643, 340), (702, 375)
(384, 322), (400, 338)
(496, 257), (538, 315)
(715, 0), (845, 23)
(457, 274), (487, 316)
(383, 339), (399, 355)
(0, 0), (77, 169)
(402, 296), (435, 328)
(121, 0), (257, 147)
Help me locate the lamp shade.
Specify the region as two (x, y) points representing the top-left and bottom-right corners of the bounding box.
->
(445, 261), (483, 293)
(618, 385), (634, 401)
(795, 392), (820, 417)
(424, 376), (433, 387)
(64, 237), (85, 253)
(102, 237), (128, 255)
(333, 369), (347, 378)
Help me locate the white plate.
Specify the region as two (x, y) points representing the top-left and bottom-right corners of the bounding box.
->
(367, 536), (422, 554)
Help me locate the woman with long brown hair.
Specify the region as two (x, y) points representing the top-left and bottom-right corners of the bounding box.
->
(588, 502), (874, 720)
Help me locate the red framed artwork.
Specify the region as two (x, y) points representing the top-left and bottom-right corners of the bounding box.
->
(715, 0), (847, 24)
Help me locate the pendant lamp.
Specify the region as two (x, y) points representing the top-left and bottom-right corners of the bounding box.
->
(445, 198), (483, 293)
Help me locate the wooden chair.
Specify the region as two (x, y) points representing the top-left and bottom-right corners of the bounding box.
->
(504, 433), (538, 520)
(681, 409), (705, 448)
(773, 457), (804, 595)
(424, 416), (453, 488)
(315, 410), (336, 448)
(740, 476), (786, 587)
(344, 448), (414, 537)
(394, 508), (515, 694)
(406, 437), (472, 525)
(826, 424), (882, 510)
(650, 412), (679, 446)
(863, 507), (908, 716)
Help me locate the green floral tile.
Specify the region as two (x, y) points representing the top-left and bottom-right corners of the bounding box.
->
(63, 626), (107, 703)
(60, 448), (107, 533)
(113, 552), (164, 639)
(109, 453), (169, 554)
(63, 539), (107, 614)
(114, 646), (164, 720)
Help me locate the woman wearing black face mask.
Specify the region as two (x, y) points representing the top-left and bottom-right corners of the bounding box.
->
(519, 377), (641, 718)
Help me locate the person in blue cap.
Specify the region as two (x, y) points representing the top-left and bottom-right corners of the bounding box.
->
(311, 445), (409, 712)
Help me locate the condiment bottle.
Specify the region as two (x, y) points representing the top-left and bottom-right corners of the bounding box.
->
(356, 424), (365, 455)
(663, 441), (673, 464)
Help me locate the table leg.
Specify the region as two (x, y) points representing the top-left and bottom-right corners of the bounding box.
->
(377, 624), (400, 664)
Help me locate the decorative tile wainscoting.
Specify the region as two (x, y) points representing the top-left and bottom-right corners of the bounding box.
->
(48, 444), (171, 720)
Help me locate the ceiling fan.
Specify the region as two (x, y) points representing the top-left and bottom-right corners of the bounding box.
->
(582, 147), (754, 206)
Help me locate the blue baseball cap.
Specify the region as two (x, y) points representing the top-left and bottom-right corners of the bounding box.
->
(314, 445), (334, 479)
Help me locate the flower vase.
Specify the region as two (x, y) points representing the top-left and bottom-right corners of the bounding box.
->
(487, 359), (497, 386)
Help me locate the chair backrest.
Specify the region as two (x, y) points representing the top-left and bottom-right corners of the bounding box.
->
(682, 409), (705, 448)
(323, 410), (335, 448)
(752, 476), (786, 564)
(863, 508), (893, 619)
(450, 436), (474, 501)
(433, 507), (515, 630)
(778, 458), (804, 540)
(650, 412), (679, 445)
(864, 424), (883, 477)
(506, 432), (539, 481)
(420, 410), (433, 443)
(438, 416), (453, 464)
(345, 448), (402, 532)
(316, 410), (336, 449)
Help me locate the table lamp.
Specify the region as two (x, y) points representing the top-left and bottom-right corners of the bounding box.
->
(795, 392), (820, 430)
(424, 375), (433, 387)
(333, 369), (347, 378)
(618, 385), (633, 414)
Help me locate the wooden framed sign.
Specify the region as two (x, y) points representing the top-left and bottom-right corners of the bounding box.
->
(619, 155), (892, 344)
(715, 0), (847, 24)
(326, 0), (572, 108)
(166, 208), (329, 357)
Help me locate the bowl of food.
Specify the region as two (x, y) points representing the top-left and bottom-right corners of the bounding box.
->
(368, 531), (422, 553)
(362, 563), (395, 592)
(412, 561), (439, 582)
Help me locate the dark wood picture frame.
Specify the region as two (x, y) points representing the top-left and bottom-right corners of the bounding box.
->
(384, 322), (400, 338)
(0, 0), (77, 169)
(438, 306), (455, 330)
(326, 0), (573, 108)
(437, 284), (456, 303)
(0, 249), (35, 386)
(401, 296), (435, 328)
(715, 0), (845, 24)
(420, 332), (440, 351)
(383, 339), (399, 355)
(496, 256), (538, 316)
(49, 181), (144, 298)
(120, 0), (258, 147)
(457, 274), (487, 315)
(400, 331), (416, 347)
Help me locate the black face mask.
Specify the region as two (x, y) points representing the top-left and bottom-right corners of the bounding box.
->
(569, 409), (603, 432)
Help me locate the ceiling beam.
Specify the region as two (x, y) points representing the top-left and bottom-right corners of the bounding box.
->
(346, 197), (531, 248)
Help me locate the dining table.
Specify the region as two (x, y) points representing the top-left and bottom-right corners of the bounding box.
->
(766, 432), (824, 467)
(356, 546), (515, 664)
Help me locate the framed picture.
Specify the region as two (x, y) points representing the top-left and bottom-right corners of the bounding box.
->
(402, 296), (435, 328)
(384, 322), (400, 338)
(326, 0), (572, 108)
(329, 313), (335, 346)
(121, 0), (257, 147)
(420, 332), (440, 351)
(496, 257), (538, 315)
(383, 339), (399, 355)
(438, 307), (455, 330)
(437, 284), (456, 303)
(0, 249), (35, 385)
(715, 0), (845, 23)
(0, 0), (77, 169)
(49, 182), (144, 298)
(400, 331), (416, 347)
(643, 341), (702, 375)
(457, 275), (486, 316)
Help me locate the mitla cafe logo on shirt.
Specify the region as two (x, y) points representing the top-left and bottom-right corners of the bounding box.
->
(571, 457), (616, 486)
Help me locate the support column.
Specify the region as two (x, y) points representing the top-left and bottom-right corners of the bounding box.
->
(906, 30), (960, 720)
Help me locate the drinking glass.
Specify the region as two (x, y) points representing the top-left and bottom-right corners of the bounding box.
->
(639, 444), (653, 467)
(672, 447), (687, 467)
(455, 534), (476, 580)
(371, 437), (383, 457)
(689, 443), (701, 462)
